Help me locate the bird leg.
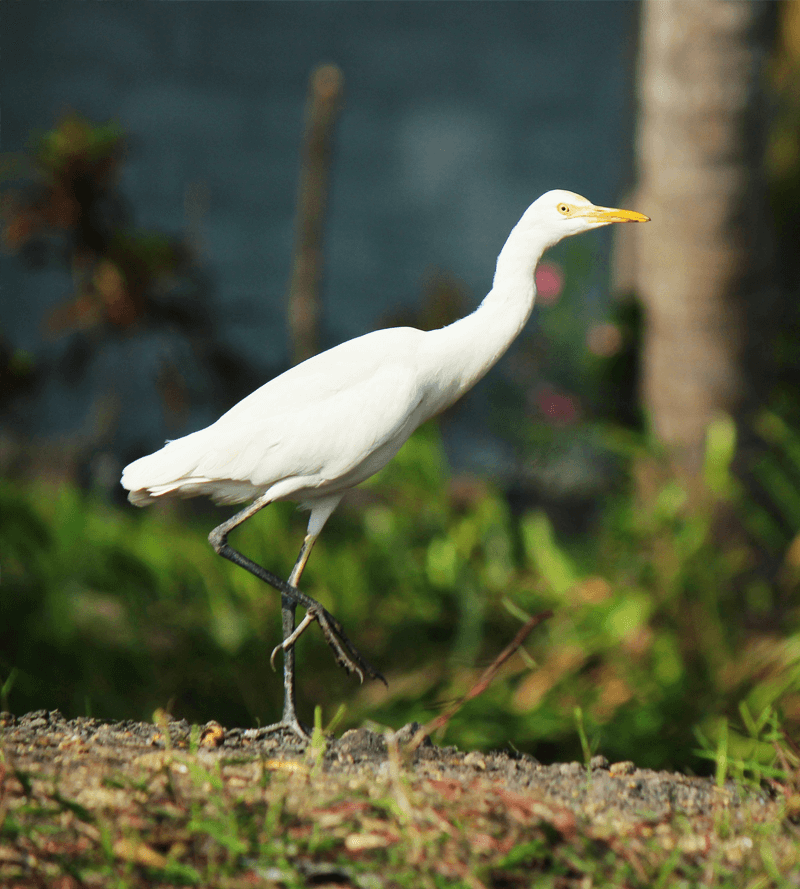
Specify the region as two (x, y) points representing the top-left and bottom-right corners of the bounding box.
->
(269, 532), (315, 677)
(208, 499), (385, 735)
(273, 537), (314, 739)
(270, 610), (316, 670)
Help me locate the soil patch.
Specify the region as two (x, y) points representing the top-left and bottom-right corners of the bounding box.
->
(1, 710), (796, 887)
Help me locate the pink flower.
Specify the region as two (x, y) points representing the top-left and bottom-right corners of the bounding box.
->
(535, 261), (564, 305)
(534, 383), (581, 426)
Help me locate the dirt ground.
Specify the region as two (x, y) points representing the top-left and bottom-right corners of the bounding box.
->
(1, 709), (798, 887)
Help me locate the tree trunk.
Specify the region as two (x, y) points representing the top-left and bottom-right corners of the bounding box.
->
(634, 0), (775, 473)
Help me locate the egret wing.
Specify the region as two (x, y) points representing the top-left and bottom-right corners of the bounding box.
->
(219, 327), (422, 425)
(123, 326), (428, 504)
(196, 358), (425, 494)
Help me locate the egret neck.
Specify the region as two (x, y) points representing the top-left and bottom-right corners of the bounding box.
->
(420, 217), (540, 417)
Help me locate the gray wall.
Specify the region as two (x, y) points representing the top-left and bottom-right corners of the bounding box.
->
(1, 1), (638, 468)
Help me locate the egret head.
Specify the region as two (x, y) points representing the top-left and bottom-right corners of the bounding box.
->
(520, 189), (649, 250)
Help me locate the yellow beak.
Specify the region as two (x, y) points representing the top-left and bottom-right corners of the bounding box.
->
(584, 205), (650, 224)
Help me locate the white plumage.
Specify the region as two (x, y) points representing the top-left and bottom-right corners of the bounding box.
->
(123, 327), (427, 509)
(121, 189), (648, 737)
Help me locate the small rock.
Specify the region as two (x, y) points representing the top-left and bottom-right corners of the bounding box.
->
(200, 721), (225, 748)
(463, 751), (486, 770)
(609, 760), (636, 776)
(393, 722), (432, 748)
(334, 727), (387, 763)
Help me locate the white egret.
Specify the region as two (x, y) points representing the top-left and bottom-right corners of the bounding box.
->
(122, 190), (649, 738)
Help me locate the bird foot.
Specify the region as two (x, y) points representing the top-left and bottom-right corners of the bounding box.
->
(270, 604), (386, 687)
(258, 715), (311, 744)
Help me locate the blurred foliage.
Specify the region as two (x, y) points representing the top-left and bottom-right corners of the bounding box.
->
(3, 420), (799, 774)
(1, 112), (191, 334)
(0, 113), (262, 430)
(766, 2), (800, 431)
(767, 1), (800, 218)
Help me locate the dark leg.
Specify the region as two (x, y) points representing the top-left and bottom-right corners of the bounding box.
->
(280, 595), (300, 731)
(277, 536), (315, 737)
(208, 499), (385, 738)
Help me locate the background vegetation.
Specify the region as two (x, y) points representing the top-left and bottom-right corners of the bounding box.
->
(3, 407), (800, 775)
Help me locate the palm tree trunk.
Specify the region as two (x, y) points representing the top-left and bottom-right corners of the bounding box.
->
(634, 0), (775, 473)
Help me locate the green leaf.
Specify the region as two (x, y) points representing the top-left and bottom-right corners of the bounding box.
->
(521, 511), (577, 598)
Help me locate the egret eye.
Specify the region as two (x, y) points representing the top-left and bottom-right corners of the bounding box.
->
(557, 204), (572, 216)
